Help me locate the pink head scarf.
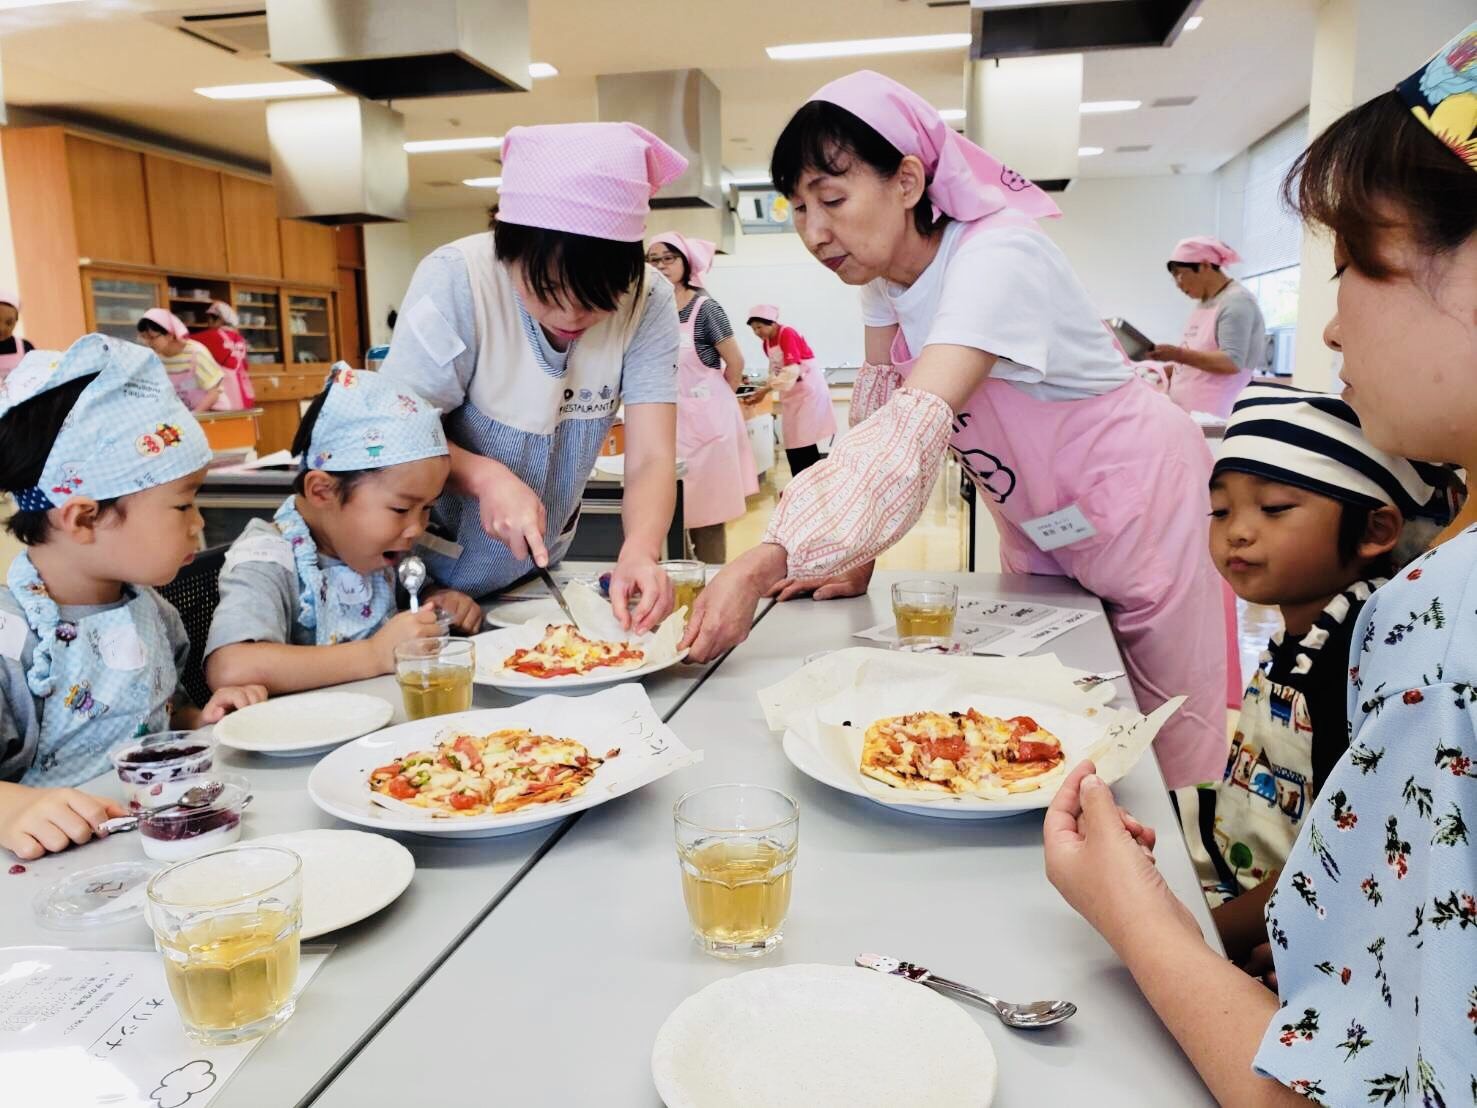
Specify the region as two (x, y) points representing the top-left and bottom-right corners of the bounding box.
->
(0, 291), (20, 312)
(650, 231), (716, 286)
(810, 70), (1061, 226)
(1170, 236), (1241, 266)
(499, 122), (688, 243)
(140, 307), (189, 340)
(206, 300), (239, 327)
(747, 303), (780, 323)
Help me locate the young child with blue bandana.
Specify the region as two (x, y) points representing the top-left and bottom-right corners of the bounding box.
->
(204, 366), (479, 694)
(0, 336), (267, 860)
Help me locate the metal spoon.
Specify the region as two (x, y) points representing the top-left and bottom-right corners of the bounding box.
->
(855, 953), (1077, 1029)
(398, 555), (427, 612)
(98, 782), (243, 835)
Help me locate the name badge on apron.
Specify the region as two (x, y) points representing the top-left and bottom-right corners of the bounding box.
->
(1021, 504), (1098, 552)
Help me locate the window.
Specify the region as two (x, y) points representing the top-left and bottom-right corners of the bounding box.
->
(1242, 265), (1300, 376)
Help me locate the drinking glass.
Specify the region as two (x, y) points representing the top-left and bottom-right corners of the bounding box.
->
(660, 560), (707, 618)
(891, 580), (959, 644)
(395, 638), (475, 720)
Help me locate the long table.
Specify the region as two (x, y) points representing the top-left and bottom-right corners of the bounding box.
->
(314, 573), (1217, 1106)
(1, 581), (765, 1108)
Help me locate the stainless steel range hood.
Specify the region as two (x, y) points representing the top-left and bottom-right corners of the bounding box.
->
(267, 0), (531, 100)
(267, 95), (408, 224)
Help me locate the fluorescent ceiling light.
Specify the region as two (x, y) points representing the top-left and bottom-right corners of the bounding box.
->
(405, 135), (504, 154)
(1079, 99), (1141, 114)
(463, 177), (502, 188)
(767, 33), (971, 61)
(938, 108), (967, 122)
(528, 62), (559, 79)
(0, 0), (88, 8)
(1184, 16), (1203, 30)
(1077, 146), (1104, 157)
(195, 79), (336, 100)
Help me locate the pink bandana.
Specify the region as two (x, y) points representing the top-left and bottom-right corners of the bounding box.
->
(140, 307), (189, 340)
(747, 303), (780, 323)
(650, 231), (717, 285)
(1170, 236), (1241, 266)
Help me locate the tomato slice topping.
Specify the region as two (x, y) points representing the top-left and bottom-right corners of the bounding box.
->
(448, 792), (481, 810)
(385, 776), (417, 800)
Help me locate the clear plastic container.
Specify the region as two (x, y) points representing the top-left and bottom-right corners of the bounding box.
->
(109, 730), (218, 812)
(138, 772), (250, 862)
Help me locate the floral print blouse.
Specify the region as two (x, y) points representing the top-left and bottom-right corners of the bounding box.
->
(1253, 530), (1477, 1104)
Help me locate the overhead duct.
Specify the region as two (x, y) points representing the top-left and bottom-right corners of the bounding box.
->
(964, 52), (1083, 184)
(266, 0), (531, 100)
(969, 0), (1202, 58)
(267, 96), (408, 224)
(597, 69), (732, 251)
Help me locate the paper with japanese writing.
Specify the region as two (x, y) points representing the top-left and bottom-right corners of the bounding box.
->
(760, 647), (1180, 810)
(852, 594), (1101, 657)
(307, 683), (700, 834)
(0, 946), (328, 1108)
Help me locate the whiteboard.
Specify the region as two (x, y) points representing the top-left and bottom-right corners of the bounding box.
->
(701, 259), (866, 371)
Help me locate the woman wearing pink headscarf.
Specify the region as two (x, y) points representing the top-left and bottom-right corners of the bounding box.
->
(136, 308), (224, 412)
(646, 231), (757, 563)
(747, 303), (837, 476)
(0, 292), (33, 381)
(197, 300), (256, 410)
(379, 122), (686, 630)
(682, 70), (1228, 789)
(1146, 236), (1267, 418)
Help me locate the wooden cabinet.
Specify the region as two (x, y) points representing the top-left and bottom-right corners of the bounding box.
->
(234, 285), (285, 370)
(285, 290), (335, 369)
(67, 136), (153, 266)
(144, 155), (227, 274)
(221, 176), (283, 280)
(248, 370), (325, 454)
(83, 270), (166, 344)
(279, 219), (337, 287)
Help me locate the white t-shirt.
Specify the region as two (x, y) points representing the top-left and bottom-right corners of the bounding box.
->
(859, 220), (1132, 400)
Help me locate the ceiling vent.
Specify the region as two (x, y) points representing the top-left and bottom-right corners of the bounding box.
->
(1151, 95), (1198, 107)
(149, 8), (269, 56)
(1116, 143), (1152, 152)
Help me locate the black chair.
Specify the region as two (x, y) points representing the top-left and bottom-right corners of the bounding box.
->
(159, 545), (228, 708)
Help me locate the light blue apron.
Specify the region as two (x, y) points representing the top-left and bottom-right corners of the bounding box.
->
(273, 497), (397, 645)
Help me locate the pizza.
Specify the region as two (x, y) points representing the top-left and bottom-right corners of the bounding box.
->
(368, 728), (618, 817)
(502, 623), (645, 679)
(859, 709), (1065, 797)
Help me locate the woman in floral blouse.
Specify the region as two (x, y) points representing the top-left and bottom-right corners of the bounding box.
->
(1044, 22), (1477, 1106)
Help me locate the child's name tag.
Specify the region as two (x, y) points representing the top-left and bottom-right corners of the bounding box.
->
(0, 610), (28, 662)
(1021, 504), (1098, 552)
(224, 534), (296, 574)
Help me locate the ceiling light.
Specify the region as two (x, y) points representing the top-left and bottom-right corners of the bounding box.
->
(0, 0), (87, 8)
(938, 108), (967, 122)
(405, 135), (504, 154)
(528, 62), (559, 79)
(1184, 16), (1203, 31)
(195, 79), (336, 101)
(1078, 146), (1104, 157)
(463, 177), (502, 189)
(767, 33), (971, 61)
(1079, 100), (1141, 114)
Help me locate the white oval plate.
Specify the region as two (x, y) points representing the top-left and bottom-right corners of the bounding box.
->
(214, 691), (394, 757)
(652, 964), (996, 1108)
(243, 829), (414, 938)
(469, 628), (687, 695)
(782, 694), (1104, 820)
(483, 596), (571, 629)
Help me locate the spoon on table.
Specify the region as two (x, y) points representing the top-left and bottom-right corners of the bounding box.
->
(855, 953), (1077, 1029)
(97, 782), (248, 835)
(398, 555), (427, 612)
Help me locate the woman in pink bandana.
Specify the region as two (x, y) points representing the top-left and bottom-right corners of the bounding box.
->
(0, 292), (34, 381)
(379, 122), (686, 631)
(747, 303), (837, 476)
(681, 70), (1228, 789)
(1147, 236), (1267, 419)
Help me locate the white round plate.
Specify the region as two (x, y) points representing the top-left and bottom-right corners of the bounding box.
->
(483, 596), (571, 629)
(469, 628), (687, 695)
(782, 694), (1105, 820)
(652, 964), (996, 1108)
(214, 691), (394, 757)
(244, 829), (414, 938)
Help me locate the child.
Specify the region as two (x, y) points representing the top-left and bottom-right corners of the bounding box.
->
(1178, 384), (1441, 964)
(1043, 22), (1477, 1105)
(0, 336), (266, 860)
(204, 366), (480, 694)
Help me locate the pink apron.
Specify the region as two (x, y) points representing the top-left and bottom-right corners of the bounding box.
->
(677, 295), (758, 529)
(1167, 301), (1252, 419)
(890, 329), (1228, 788)
(767, 330), (837, 450)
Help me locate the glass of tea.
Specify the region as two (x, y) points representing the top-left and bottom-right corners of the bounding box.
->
(146, 845), (303, 1045)
(395, 638), (475, 720)
(660, 559), (707, 618)
(674, 784), (798, 958)
(891, 579), (959, 644)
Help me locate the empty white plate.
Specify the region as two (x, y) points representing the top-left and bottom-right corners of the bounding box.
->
(245, 829), (414, 938)
(652, 964), (996, 1107)
(214, 691), (393, 757)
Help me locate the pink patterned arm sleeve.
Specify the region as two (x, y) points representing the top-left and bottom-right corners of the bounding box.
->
(762, 386), (952, 578)
(848, 361), (903, 427)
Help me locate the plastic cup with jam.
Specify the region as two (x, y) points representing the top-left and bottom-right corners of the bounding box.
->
(110, 730), (219, 812)
(139, 772), (250, 862)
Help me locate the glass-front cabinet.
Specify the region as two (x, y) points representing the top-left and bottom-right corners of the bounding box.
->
(83, 270), (167, 345)
(285, 291), (334, 367)
(234, 285), (284, 370)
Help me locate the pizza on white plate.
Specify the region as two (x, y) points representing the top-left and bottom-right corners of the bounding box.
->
(502, 623), (645, 679)
(859, 708), (1065, 797)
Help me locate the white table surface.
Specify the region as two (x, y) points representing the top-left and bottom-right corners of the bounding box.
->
(1, 579), (764, 1108)
(314, 572), (1218, 1106)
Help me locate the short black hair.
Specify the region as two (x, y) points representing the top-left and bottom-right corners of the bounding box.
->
(0, 373), (124, 544)
(493, 221), (645, 313)
(1166, 260), (1222, 275)
(290, 384), (372, 501)
(1337, 502), (1395, 579)
(770, 100), (947, 238)
(137, 317), (168, 338)
(746, 315), (776, 327)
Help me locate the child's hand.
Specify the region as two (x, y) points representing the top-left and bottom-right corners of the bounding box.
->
(372, 608), (441, 671)
(200, 684), (269, 724)
(426, 589), (481, 634)
(0, 786), (128, 860)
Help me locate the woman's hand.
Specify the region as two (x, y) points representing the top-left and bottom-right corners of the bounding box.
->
(680, 544), (787, 662)
(1145, 343), (1184, 363)
(1043, 760), (1200, 954)
(609, 550), (673, 634)
(467, 457), (549, 566)
(769, 560), (875, 602)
